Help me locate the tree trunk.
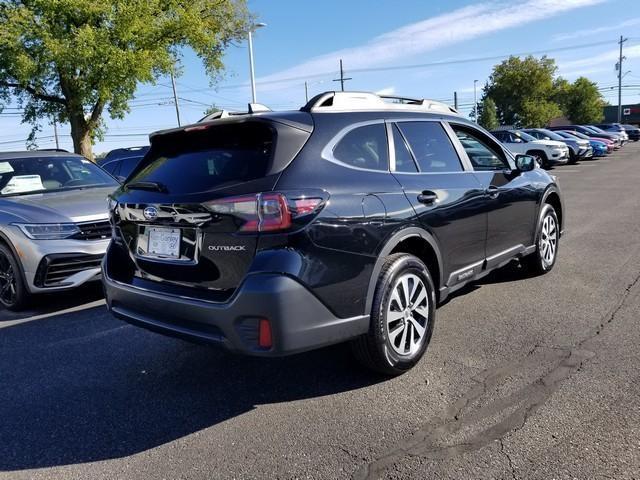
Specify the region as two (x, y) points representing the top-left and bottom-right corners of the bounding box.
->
(69, 113), (93, 161)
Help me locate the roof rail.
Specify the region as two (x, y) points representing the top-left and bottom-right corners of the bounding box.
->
(198, 102), (272, 123)
(301, 91), (458, 115)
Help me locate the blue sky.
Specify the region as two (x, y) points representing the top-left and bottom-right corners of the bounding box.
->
(1, 0), (640, 154)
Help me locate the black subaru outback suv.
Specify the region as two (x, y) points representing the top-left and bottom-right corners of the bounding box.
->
(103, 91), (563, 375)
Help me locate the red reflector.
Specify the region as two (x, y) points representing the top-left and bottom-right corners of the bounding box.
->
(258, 318), (272, 348)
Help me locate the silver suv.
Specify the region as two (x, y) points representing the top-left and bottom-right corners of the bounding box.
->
(0, 151), (118, 310)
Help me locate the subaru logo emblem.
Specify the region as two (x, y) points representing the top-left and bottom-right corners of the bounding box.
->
(143, 206), (158, 220)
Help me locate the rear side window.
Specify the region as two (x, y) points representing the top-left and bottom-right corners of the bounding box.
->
(397, 122), (462, 173)
(333, 123), (389, 171)
(129, 123), (274, 194)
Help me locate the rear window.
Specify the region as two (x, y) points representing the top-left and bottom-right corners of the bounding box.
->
(129, 123), (275, 194)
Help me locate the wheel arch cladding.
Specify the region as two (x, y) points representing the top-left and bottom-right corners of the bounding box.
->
(365, 228), (443, 314)
(543, 191), (563, 232)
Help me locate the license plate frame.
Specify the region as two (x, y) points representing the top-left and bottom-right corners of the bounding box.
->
(145, 227), (181, 259)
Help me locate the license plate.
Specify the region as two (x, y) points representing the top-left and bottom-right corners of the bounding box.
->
(147, 227), (181, 258)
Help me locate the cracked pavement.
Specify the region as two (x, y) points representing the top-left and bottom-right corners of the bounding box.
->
(1, 144), (640, 479)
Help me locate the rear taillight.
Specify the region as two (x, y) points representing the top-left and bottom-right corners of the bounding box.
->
(205, 191), (325, 233)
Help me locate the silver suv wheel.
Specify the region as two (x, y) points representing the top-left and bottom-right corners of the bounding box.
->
(540, 213), (557, 268)
(386, 273), (430, 356)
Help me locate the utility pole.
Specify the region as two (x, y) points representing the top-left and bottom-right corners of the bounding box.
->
(305, 81), (309, 103)
(473, 80), (479, 123)
(170, 71), (181, 127)
(52, 118), (59, 150)
(454, 91), (458, 110)
(333, 59), (352, 91)
(617, 35), (628, 123)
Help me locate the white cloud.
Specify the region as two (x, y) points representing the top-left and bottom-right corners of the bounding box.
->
(375, 86), (396, 96)
(552, 17), (640, 42)
(558, 44), (640, 72)
(257, 0), (605, 89)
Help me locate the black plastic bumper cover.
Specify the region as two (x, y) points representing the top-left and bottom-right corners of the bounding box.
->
(103, 268), (370, 357)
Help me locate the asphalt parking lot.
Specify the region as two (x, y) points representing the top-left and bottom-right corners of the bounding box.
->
(1, 144), (639, 480)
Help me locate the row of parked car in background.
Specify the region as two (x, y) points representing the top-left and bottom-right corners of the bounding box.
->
(490, 123), (638, 168)
(0, 113), (636, 313)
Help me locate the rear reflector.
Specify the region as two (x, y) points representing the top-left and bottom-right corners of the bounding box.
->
(258, 318), (272, 349)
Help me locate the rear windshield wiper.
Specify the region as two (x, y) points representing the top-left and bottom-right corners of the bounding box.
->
(125, 181), (168, 193)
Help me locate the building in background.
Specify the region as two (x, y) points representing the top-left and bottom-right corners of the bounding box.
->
(603, 104), (640, 125)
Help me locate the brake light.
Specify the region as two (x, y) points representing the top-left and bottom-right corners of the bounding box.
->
(205, 192), (324, 233)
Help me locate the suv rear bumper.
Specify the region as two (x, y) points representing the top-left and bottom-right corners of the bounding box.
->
(103, 267), (369, 357)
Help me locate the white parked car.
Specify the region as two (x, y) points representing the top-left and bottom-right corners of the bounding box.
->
(490, 129), (569, 168)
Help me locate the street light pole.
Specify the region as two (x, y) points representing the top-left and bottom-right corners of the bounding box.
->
(248, 22), (267, 103)
(473, 79), (479, 123)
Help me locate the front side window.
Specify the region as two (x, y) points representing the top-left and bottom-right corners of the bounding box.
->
(0, 156), (118, 197)
(452, 126), (511, 171)
(333, 123), (389, 171)
(397, 121), (462, 173)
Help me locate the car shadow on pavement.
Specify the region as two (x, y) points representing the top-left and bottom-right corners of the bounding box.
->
(0, 283), (104, 323)
(0, 305), (384, 471)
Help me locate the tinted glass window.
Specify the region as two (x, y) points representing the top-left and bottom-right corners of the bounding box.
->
(129, 123), (274, 194)
(452, 126), (510, 171)
(397, 122), (462, 173)
(333, 124), (389, 171)
(119, 156), (143, 178)
(492, 131), (507, 142)
(103, 160), (121, 176)
(392, 124), (418, 173)
(0, 156), (117, 196)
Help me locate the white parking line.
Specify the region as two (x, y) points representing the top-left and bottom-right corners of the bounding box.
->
(0, 299), (106, 329)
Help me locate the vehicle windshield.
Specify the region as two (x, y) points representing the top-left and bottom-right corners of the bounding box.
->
(0, 156), (118, 197)
(585, 126), (604, 133)
(554, 131), (572, 139)
(536, 129), (564, 141)
(514, 130), (536, 142)
(565, 131), (589, 140)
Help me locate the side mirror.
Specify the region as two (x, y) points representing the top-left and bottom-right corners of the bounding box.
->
(515, 154), (536, 172)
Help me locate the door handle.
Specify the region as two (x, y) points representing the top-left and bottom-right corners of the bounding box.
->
(417, 191), (438, 204)
(485, 186), (500, 199)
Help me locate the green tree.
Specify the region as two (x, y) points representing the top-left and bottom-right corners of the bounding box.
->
(0, 0), (251, 159)
(484, 55), (561, 128)
(478, 97), (499, 130)
(203, 105), (221, 116)
(555, 77), (604, 124)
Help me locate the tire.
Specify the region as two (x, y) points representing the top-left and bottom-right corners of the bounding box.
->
(351, 253), (436, 375)
(528, 150), (549, 169)
(0, 243), (29, 311)
(523, 204), (559, 275)
(568, 149), (578, 165)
